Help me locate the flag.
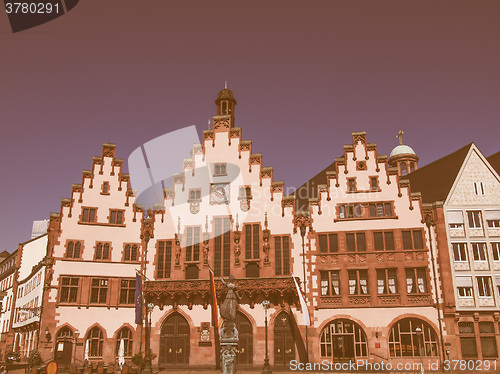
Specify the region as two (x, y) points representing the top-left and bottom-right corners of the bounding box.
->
(135, 272), (143, 325)
(293, 275), (311, 326)
(209, 268), (220, 328)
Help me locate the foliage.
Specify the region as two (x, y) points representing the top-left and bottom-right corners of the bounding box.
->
(130, 351), (156, 369)
(28, 350), (43, 368)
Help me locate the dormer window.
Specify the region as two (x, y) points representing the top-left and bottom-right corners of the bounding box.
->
(370, 177), (379, 191)
(214, 163), (227, 176)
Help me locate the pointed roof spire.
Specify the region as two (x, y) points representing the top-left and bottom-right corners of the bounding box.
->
(225, 80), (227, 89)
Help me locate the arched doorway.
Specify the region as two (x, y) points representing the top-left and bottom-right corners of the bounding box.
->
(320, 319), (368, 360)
(236, 312), (253, 365)
(54, 327), (73, 366)
(159, 313), (190, 367)
(274, 312), (295, 365)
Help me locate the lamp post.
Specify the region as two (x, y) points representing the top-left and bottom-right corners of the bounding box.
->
(73, 330), (80, 366)
(299, 223), (309, 363)
(143, 303), (154, 374)
(262, 300), (272, 374)
(415, 326), (425, 374)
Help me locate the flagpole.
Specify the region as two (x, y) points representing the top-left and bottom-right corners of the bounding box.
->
(209, 267), (221, 370)
(299, 224), (309, 363)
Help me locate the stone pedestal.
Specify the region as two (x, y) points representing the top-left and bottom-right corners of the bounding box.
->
(220, 321), (239, 374)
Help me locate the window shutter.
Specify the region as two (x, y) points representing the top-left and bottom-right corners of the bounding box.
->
(456, 277), (473, 287)
(447, 211), (464, 224)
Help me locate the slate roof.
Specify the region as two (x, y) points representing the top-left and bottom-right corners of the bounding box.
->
(487, 151), (500, 175)
(404, 143), (473, 204)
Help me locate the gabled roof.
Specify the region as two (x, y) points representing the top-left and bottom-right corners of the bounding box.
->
(404, 143), (473, 204)
(487, 151), (500, 175)
(291, 160), (336, 211)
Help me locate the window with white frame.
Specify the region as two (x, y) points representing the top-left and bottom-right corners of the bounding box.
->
(477, 276), (492, 297)
(492, 243), (500, 261)
(448, 210), (464, 229)
(453, 243), (468, 262)
(485, 210), (500, 228)
(473, 182), (485, 196)
(456, 277), (473, 298)
(472, 243), (488, 261)
(467, 211), (482, 228)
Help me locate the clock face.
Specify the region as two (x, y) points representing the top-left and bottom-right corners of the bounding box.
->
(210, 183), (230, 204)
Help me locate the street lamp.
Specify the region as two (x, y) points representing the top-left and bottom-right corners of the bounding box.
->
(262, 300), (272, 374)
(143, 303), (154, 374)
(73, 330), (80, 366)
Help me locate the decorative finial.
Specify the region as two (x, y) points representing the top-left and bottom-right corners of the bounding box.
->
(208, 119), (211, 129)
(177, 216), (181, 234)
(205, 215), (209, 233)
(235, 214), (239, 231)
(397, 130), (404, 145)
(225, 80), (227, 89)
(264, 212), (268, 230)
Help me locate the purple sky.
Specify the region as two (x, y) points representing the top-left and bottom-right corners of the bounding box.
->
(1, 1), (499, 251)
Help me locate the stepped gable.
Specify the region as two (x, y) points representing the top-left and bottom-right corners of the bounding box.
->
(404, 143), (472, 204)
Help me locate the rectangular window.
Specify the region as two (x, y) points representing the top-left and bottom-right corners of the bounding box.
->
(185, 227), (201, 262)
(368, 202), (393, 218)
(356, 233), (366, 251)
(456, 277), (473, 298)
(374, 231), (395, 251)
(345, 232), (366, 252)
(477, 276), (492, 297)
(488, 220), (500, 228)
(339, 204), (363, 219)
(402, 230), (424, 250)
(377, 269), (398, 294)
(275, 236), (291, 276)
(245, 224), (260, 259)
(452, 243), (468, 262)
(214, 163), (227, 176)
(348, 269), (368, 295)
(90, 278), (108, 304)
(474, 182), (485, 196)
(346, 233), (356, 252)
(370, 177), (379, 191)
(239, 186), (252, 198)
(214, 217), (231, 277)
(66, 241), (82, 259)
(95, 242), (110, 260)
(123, 244), (139, 262)
(467, 211), (482, 228)
(189, 189), (201, 201)
(347, 178), (356, 192)
(119, 279), (135, 304)
(109, 210), (123, 225)
(59, 277), (79, 303)
(320, 270), (340, 296)
(459, 322), (478, 358)
(157, 241), (172, 279)
(406, 268), (428, 294)
(492, 243), (500, 261)
(81, 208), (96, 223)
(472, 243), (487, 261)
(318, 233), (338, 253)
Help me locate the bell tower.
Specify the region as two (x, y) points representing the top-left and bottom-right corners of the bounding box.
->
(388, 130), (419, 176)
(215, 81), (237, 121)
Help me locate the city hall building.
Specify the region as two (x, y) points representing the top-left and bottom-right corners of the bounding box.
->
(9, 87), (495, 368)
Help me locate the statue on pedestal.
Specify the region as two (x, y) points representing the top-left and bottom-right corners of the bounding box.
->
(219, 275), (241, 374)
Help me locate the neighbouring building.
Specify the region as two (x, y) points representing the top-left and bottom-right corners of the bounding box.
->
(0, 250), (18, 358)
(12, 234), (49, 359)
(406, 143), (500, 360)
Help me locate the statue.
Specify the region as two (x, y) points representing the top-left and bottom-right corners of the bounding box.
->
(219, 275), (241, 322)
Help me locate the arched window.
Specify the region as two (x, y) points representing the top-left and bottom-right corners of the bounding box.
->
(400, 162), (408, 176)
(116, 328), (133, 357)
(320, 319), (367, 360)
(389, 318), (438, 357)
(87, 327), (104, 357)
(410, 162), (415, 173)
(57, 327), (73, 340)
